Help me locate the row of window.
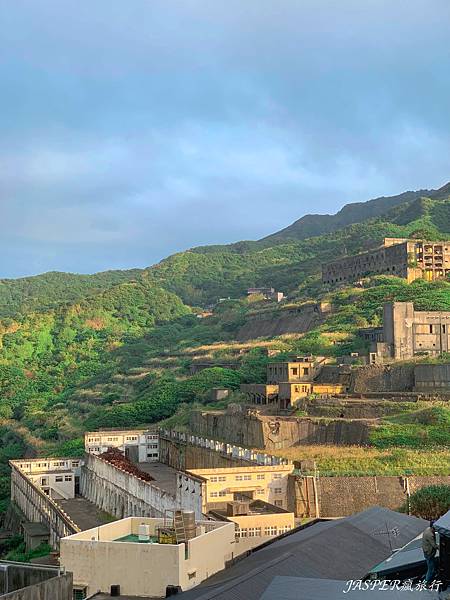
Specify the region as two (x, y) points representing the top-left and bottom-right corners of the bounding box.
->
(209, 473), (283, 483)
(209, 490), (227, 498)
(236, 525), (291, 538)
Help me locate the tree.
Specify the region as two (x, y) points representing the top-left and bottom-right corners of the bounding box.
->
(408, 485), (450, 520)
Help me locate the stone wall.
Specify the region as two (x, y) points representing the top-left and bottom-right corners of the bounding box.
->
(189, 410), (370, 450)
(350, 364), (415, 393)
(236, 303), (327, 341)
(290, 474), (450, 518)
(415, 363), (450, 391)
(81, 454), (203, 520)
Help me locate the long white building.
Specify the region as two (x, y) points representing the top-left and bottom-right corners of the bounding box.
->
(84, 429), (159, 462)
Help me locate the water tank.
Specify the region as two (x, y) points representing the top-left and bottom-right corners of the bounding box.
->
(183, 511), (196, 540)
(138, 523), (150, 541)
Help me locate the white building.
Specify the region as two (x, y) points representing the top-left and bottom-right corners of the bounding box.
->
(60, 515), (235, 598)
(84, 429), (159, 462)
(12, 458), (82, 500)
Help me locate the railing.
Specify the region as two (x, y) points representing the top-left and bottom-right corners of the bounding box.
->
(160, 429), (292, 466)
(10, 463), (80, 547)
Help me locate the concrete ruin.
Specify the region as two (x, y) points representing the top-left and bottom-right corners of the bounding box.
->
(322, 237), (450, 285)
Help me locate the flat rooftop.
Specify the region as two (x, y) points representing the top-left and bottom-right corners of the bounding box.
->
(211, 499), (289, 518)
(133, 461), (178, 496)
(57, 497), (115, 531)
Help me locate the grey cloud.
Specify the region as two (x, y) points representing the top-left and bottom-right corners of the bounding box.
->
(1, 0), (450, 277)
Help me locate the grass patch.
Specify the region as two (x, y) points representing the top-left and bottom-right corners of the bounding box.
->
(270, 445), (450, 476)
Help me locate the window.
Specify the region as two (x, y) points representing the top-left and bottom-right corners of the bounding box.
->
(248, 528), (258, 537)
(55, 476), (63, 482)
(218, 476), (226, 482)
(235, 475), (243, 481)
(210, 476), (218, 482)
(210, 492), (218, 498)
(256, 474), (265, 480)
(274, 500), (283, 507)
(273, 474), (282, 480)
(147, 452), (158, 458)
(65, 475), (72, 482)
(274, 487), (282, 494)
(291, 368), (298, 376)
(429, 325), (434, 334)
(264, 526), (278, 536)
(126, 436), (137, 441)
(148, 444), (158, 449)
(239, 528), (248, 538)
(72, 461), (80, 467)
(257, 489), (265, 495)
(218, 490), (227, 497)
(303, 367), (309, 376)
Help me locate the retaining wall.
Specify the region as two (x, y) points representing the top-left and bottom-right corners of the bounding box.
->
(189, 410), (370, 450)
(291, 474), (450, 518)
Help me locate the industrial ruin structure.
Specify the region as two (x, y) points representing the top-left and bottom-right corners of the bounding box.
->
(322, 237), (450, 285)
(241, 356), (348, 409)
(362, 301), (450, 363)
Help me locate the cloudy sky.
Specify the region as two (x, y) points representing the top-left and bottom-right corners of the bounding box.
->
(1, 1), (450, 278)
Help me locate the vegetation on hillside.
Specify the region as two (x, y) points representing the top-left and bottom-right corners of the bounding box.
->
(0, 188), (448, 507)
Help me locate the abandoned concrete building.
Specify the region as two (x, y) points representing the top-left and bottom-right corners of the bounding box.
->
(241, 356), (348, 408)
(247, 287), (284, 302)
(8, 426), (450, 598)
(322, 237), (450, 285)
(363, 301), (450, 362)
(84, 428), (159, 462)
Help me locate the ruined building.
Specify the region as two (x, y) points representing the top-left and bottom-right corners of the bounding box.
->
(241, 356), (348, 409)
(322, 237), (450, 285)
(363, 301), (450, 362)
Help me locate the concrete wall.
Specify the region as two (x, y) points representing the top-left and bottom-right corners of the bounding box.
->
(159, 431), (291, 472)
(0, 564), (72, 600)
(290, 474), (450, 518)
(350, 363), (415, 393)
(10, 464), (79, 549)
(189, 410), (370, 450)
(415, 363), (450, 390)
(60, 518), (235, 598)
(81, 453), (203, 520)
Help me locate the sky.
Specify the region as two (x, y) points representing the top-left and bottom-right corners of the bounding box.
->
(1, 0), (450, 278)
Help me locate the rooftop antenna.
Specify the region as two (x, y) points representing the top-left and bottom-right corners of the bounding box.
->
(372, 522), (400, 552)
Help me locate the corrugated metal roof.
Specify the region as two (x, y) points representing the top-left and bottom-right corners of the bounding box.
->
(179, 507), (427, 600)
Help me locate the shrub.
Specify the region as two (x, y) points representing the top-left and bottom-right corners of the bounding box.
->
(408, 485), (450, 520)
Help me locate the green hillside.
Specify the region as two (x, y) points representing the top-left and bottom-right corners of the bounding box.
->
(0, 183), (449, 507)
(144, 194), (450, 305)
(0, 269), (142, 318)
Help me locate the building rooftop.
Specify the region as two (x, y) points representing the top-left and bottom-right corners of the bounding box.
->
(178, 507), (427, 600)
(210, 499), (289, 519)
(434, 509), (450, 536)
(132, 461), (179, 496)
(259, 577), (438, 600)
